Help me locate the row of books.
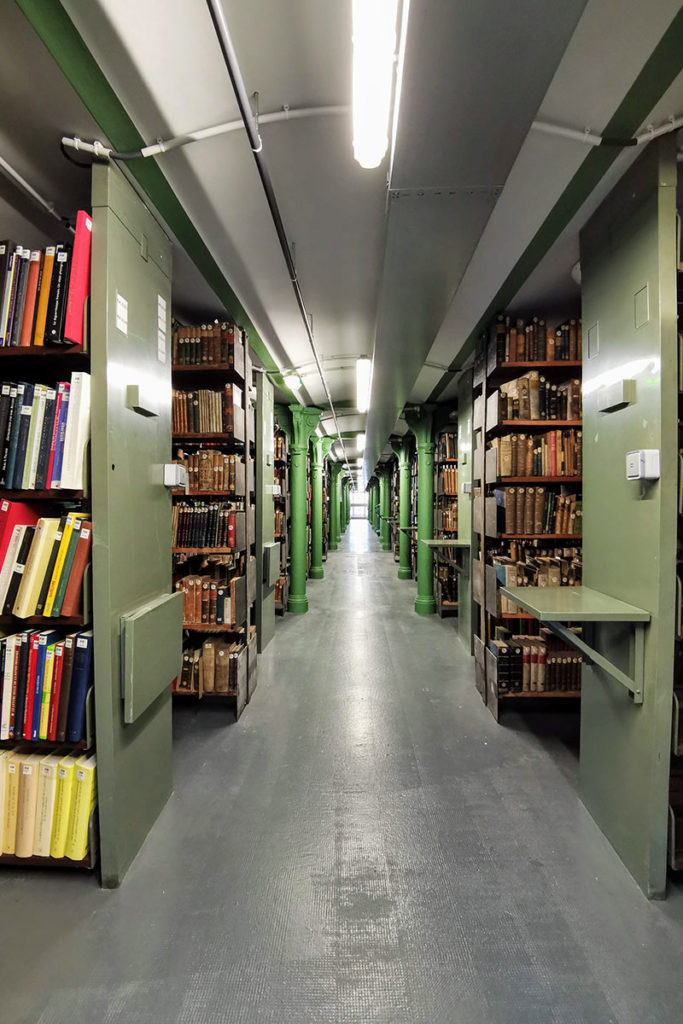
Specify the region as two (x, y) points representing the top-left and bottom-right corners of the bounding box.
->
(440, 467), (458, 495)
(175, 573), (240, 627)
(274, 576), (286, 606)
(172, 385), (242, 435)
(491, 314), (582, 364)
(176, 639), (246, 694)
(274, 509), (285, 537)
(496, 486), (581, 536)
(1, 746), (95, 860)
(502, 541), (581, 563)
(492, 554), (582, 614)
(173, 449), (243, 493)
(489, 633), (583, 693)
(436, 504), (458, 532)
(493, 374), (581, 423)
(0, 629), (93, 743)
(172, 502), (240, 549)
(491, 430), (582, 478)
(0, 373), (90, 491)
(435, 564), (457, 603)
(0, 510), (91, 619)
(0, 214), (91, 349)
(274, 434), (288, 460)
(172, 321), (242, 366)
(437, 432), (457, 461)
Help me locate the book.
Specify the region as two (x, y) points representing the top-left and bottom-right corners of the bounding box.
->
(64, 752), (96, 860)
(18, 251), (42, 347)
(49, 752), (80, 858)
(8, 248), (30, 347)
(38, 643), (56, 740)
(65, 630), (93, 743)
(32, 247), (55, 346)
(44, 382), (68, 488)
(46, 641), (65, 742)
(63, 211), (92, 348)
(15, 751), (41, 857)
(12, 632), (31, 740)
(35, 514), (68, 616)
(0, 634), (17, 740)
(34, 387), (58, 490)
(3, 383), (25, 487)
(0, 248), (19, 346)
(0, 525), (30, 611)
(59, 372), (90, 489)
(46, 245), (72, 344)
(12, 381), (35, 488)
(29, 631), (60, 741)
(1, 747), (23, 854)
(12, 517), (61, 618)
(60, 521), (91, 617)
(2, 525), (36, 615)
(21, 631), (41, 740)
(50, 517), (84, 616)
(43, 513), (85, 616)
(33, 749), (65, 856)
(55, 633), (76, 743)
(21, 383), (47, 489)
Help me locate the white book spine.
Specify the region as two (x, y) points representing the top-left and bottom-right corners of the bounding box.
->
(59, 372), (81, 489)
(60, 372), (90, 490)
(0, 525), (25, 609)
(0, 636), (15, 740)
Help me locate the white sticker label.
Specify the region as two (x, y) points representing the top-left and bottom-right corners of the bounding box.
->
(76, 769), (86, 781)
(22, 763), (32, 775)
(76, 637), (88, 648)
(58, 767), (67, 778)
(116, 293), (128, 335)
(157, 295), (167, 363)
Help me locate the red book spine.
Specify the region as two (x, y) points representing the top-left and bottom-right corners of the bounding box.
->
(227, 512), (236, 549)
(63, 210), (92, 347)
(22, 633), (41, 740)
(47, 642), (65, 742)
(45, 384), (65, 489)
(549, 431), (557, 477)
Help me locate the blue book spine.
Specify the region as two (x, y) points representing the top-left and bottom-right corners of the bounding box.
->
(4, 382), (25, 488)
(50, 387), (70, 488)
(65, 631), (93, 742)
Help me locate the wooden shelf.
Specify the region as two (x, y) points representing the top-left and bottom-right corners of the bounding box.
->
(172, 547), (239, 554)
(0, 851), (95, 869)
(488, 360), (582, 383)
(0, 489), (85, 500)
(171, 363), (239, 373)
(488, 420), (582, 434)
(0, 345), (87, 358)
(182, 623), (244, 632)
(0, 614), (86, 626)
(500, 533), (582, 541)
(0, 737), (88, 751)
(170, 490), (237, 497)
(172, 433), (243, 441)
(437, 458), (459, 464)
(499, 612), (537, 620)
(499, 477), (581, 484)
(499, 690), (582, 698)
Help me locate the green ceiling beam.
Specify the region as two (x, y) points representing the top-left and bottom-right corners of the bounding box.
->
(16, 0), (292, 396)
(427, 6), (683, 400)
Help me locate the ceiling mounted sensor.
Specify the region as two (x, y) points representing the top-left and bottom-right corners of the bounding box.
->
(283, 372), (303, 391)
(352, 0), (402, 169)
(356, 356), (372, 412)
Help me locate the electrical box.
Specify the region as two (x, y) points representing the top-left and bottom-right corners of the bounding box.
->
(164, 463), (186, 488)
(626, 449), (660, 480)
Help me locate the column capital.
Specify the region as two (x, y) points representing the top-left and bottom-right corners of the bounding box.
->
(405, 406), (435, 449)
(310, 435), (323, 470)
(289, 404), (322, 453)
(320, 436), (335, 460)
(329, 461), (344, 480)
(391, 436), (412, 467)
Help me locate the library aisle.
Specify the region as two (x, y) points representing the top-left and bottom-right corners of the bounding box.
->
(1, 520), (683, 1024)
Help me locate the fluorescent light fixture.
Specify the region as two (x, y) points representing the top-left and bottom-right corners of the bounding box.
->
(283, 372), (303, 391)
(356, 457), (363, 465)
(352, 0), (399, 169)
(356, 355), (372, 412)
(357, 432), (366, 451)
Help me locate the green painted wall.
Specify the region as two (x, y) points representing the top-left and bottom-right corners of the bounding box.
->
(579, 137), (677, 898)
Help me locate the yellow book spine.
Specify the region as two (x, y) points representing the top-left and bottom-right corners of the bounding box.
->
(43, 515), (79, 616)
(32, 247), (55, 346)
(1, 756), (21, 855)
(65, 760), (96, 861)
(49, 760), (76, 858)
(38, 646), (55, 740)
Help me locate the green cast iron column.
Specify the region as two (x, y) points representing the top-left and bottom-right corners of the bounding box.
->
(287, 404), (322, 613)
(329, 462), (342, 551)
(373, 478), (381, 534)
(336, 475), (344, 545)
(406, 408), (436, 615)
(392, 438), (412, 579)
(344, 479), (350, 530)
(367, 486), (372, 522)
(310, 436), (333, 580)
(379, 468), (391, 550)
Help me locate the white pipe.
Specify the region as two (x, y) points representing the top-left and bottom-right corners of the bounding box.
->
(62, 105), (350, 162)
(532, 113), (683, 148)
(634, 115), (683, 145)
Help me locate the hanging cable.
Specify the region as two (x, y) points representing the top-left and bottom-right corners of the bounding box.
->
(203, 0), (353, 478)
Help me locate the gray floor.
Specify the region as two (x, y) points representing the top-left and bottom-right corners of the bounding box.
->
(2, 520), (683, 1023)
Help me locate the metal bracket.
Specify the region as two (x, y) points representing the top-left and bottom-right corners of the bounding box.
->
(540, 619), (645, 704)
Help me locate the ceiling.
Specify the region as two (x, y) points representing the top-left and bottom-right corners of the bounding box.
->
(3, 0), (683, 484)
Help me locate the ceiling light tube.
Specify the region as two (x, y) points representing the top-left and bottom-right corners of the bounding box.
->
(283, 372), (303, 391)
(352, 0), (400, 169)
(356, 356), (372, 413)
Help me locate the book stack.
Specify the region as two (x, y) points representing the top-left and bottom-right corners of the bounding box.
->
(438, 503), (458, 532)
(437, 431), (457, 460)
(175, 573), (236, 627)
(491, 429), (582, 477)
(173, 448), (241, 493)
(497, 486), (581, 536)
(172, 321), (240, 366)
(274, 577), (285, 606)
(0, 629), (93, 743)
(172, 501), (240, 548)
(0, 372), (91, 491)
(274, 434), (287, 460)
(491, 372), (581, 422)
(274, 509), (285, 537)
(442, 466), (458, 494)
(489, 631), (582, 693)
(0, 510), (92, 618)
(175, 639), (245, 695)
(0, 746), (96, 860)
(0, 213), (92, 349)
(172, 385), (242, 434)
(492, 314), (582, 363)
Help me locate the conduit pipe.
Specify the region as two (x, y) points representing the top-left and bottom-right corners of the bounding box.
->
(203, 0), (353, 478)
(532, 114), (683, 148)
